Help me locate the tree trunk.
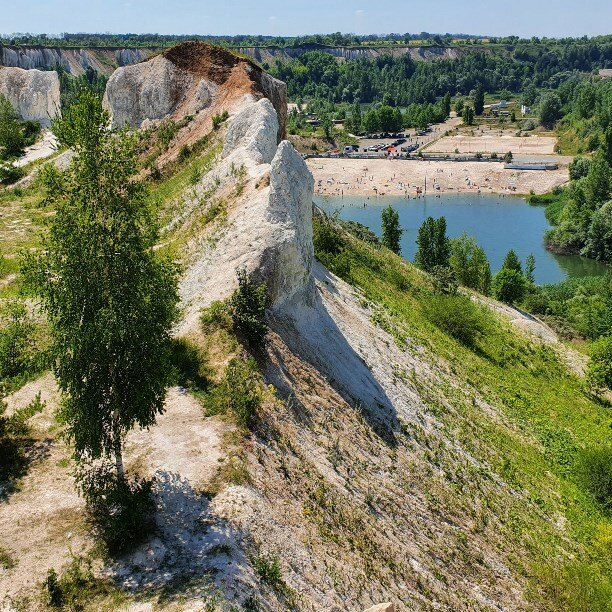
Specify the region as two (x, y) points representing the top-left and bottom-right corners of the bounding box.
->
(112, 413), (125, 483)
(114, 437), (125, 483)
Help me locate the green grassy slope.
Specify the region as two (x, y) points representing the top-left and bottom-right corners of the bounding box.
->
(315, 216), (611, 611)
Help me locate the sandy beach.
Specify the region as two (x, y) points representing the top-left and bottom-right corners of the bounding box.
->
(307, 157), (569, 197)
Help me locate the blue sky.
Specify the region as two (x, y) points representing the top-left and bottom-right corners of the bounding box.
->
(1, 0), (610, 38)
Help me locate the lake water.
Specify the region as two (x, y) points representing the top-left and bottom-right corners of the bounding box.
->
(315, 194), (609, 285)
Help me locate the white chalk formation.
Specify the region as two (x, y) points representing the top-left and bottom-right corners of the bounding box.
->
(0, 67), (60, 127)
(103, 55), (217, 129)
(178, 96), (314, 332)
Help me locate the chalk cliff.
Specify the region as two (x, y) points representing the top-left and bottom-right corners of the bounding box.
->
(0, 45), (154, 76)
(103, 42), (286, 140)
(0, 67), (60, 127)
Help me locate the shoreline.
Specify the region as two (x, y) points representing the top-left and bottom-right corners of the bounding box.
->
(307, 158), (569, 197)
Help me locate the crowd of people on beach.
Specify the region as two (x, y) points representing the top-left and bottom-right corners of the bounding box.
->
(313, 162), (521, 199)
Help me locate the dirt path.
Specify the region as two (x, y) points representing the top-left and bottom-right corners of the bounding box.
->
(0, 378), (249, 609)
(14, 131), (58, 168)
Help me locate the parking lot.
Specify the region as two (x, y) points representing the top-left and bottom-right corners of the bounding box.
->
(356, 121), (450, 153)
(357, 132), (423, 153)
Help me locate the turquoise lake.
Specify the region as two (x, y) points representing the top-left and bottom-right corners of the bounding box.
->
(315, 194), (609, 285)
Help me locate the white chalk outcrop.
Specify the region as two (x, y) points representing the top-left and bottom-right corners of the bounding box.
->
(221, 97), (279, 165)
(0, 67), (60, 127)
(178, 96), (314, 332)
(264, 138), (315, 308)
(103, 54), (210, 128)
(103, 42), (287, 138)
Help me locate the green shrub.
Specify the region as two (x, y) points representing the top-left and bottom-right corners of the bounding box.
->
(43, 556), (122, 609)
(492, 268), (527, 304)
(21, 120), (41, 147)
(569, 156), (591, 180)
(0, 95), (25, 158)
(201, 300), (232, 331)
(430, 265), (458, 295)
(252, 553), (283, 588)
(37, 163), (66, 205)
(0, 162), (24, 185)
(170, 337), (209, 390)
(0, 394), (44, 489)
(0, 545), (15, 569)
(222, 357), (262, 429)
(342, 220), (379, 246)
(586, 335), (612, 393)
(229, 269), (268, 347)
(212, 110), (230, 130)
(526, 275), (611, 340)
(76, 464), (155, 556)
(0, 301), (36, 380)
(523, 119), (537, 131)
(189, 165), (202, 185)
(313, 216), (343, 255)
(576, 445), (612, 514)
(250, 552), (295, 603)
(425, 293), (489, 347)
(178, 144), (191, 162)
(522, 290), (551, 315)
(0, 300), (48, 392)
(330, 250), (352, 279)
(157, 120), (179, 148)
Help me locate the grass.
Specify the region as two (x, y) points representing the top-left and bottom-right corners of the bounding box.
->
(42, 555), (129, 610)
(149, 137), (222, 229)
(250, 552), (297, 607)
(313, 216), (612, 610)
(0, 181), (50, 296)
(0, 545), (15, 569)
(0, 130), (220, 299)
(0, 392), (46, 495)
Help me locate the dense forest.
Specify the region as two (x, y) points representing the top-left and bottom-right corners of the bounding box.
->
(271, 41), (612, 105)
(0, 32), (483, 49)
(528, 78), (612, 261)
(0, 32), (567, 48)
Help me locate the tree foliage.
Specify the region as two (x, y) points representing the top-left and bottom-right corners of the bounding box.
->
(462, 105), (475, 125)
(539, 92), (562, 128)
(24, 91), (179, 480)
(381, 205), (403, 255)
(492, 268), (527, 304)
(0, 95), (25, 159)
(502, 249), (523, 273)
(473, 83), (485, 115)
(415, 217), (450, 272)
(449, 234), (492, 294)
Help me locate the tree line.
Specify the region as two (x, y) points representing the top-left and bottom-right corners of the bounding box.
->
(271, 41), (612, 106)
(2, 32), (611, 51)
(542, 78), (612, 262)
(379, 206), (610, 391)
